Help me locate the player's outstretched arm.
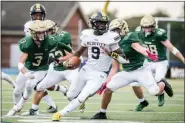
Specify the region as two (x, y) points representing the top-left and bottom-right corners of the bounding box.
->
(131, 42), (158, 61)
(161, 40), (185, 64)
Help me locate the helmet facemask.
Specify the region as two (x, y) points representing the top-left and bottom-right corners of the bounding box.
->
(30, 3), (46, 20)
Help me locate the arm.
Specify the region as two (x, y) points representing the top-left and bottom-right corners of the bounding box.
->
(105, 59), (119, 83)
(18, 52), (28, 74)
(18, 53), (35, 79)
(73, 46), (87, 57)
(161, 40), (185, 63)
(131, 42), (158, 61)
(97, 60), (119, 95)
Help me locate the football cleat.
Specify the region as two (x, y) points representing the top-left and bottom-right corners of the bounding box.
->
(158, 93), (165, 107)
(91, 112), (107, 119)
(79, 102), (85, 113)
(135, 100), (149, 111)
(52, 112), (62, 121)
(162, 79), (173, 97)
(47, 106), (57, 113)
(21, 108), (39, 116)
(6, 105), (19, 116)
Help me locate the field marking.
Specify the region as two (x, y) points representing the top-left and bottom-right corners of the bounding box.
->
(2, 96), (185, 101)
(1, 109), (184, 114)
(2, 101), (184, 106)
(17, 119), (144, 123)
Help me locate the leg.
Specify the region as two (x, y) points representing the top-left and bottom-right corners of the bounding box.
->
(52, 69), (107, 121)
(131, 85), (149, 111)
(2, 72), (16, 88)
(92, 71), (133, 119)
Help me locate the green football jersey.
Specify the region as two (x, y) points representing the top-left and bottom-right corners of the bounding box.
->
(49, 31), (72, 71)
(119, 32), (145, 72)
(19, 36), (58, 71)
(138, 28), (168, 62)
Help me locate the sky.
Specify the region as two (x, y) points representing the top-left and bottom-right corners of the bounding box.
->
(79, 2), (184, 19)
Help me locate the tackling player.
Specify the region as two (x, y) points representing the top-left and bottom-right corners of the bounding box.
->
(91, 18), (173, 119)
(51, 12), (129, 121)
(6, 20), (72, 116)
(131, 15), (185, 111)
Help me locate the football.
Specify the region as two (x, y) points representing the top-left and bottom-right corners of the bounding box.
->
(67, 56), (81, 69)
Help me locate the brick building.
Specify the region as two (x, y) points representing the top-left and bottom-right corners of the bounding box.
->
(2, 1), (89, 67)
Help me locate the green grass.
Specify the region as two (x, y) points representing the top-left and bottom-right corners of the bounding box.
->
(1, 76), (184, 123)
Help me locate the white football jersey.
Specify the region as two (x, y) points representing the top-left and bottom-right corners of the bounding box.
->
(80, 29), (121, 72)
(24, 20), (32, 36)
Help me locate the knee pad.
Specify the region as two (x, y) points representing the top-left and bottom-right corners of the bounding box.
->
(130, 82), (141, 87)
(14, 87), (23, 95)
(148, 86), (159, 96)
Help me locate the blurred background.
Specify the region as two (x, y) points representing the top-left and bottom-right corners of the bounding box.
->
(1, 1), (184, 79)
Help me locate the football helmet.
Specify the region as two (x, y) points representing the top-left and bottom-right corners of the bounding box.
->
(29, 20), (47, 41)
(89, 12), (109, 35)
(140, 15), (156, 28)
(44, 20), (57, 35)
(140, 15), (156, 36)
(109, 18), (129, 37)
(30, 3), (46, 20)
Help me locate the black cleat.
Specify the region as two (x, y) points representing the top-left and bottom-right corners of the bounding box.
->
(91, 112), (107, 119)
(135, 100), (149, 111)
(162, 79), (173, 97)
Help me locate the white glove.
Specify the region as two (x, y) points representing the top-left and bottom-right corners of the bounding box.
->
(24, 72), (35, 79)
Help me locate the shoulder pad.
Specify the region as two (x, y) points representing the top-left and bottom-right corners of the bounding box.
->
(80, 29), (93, 40)
(105, 31), (121, 45)
(24, 20), (32, 28)
(156, 28), (166, 36)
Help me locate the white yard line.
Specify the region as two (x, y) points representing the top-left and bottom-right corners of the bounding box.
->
(2, 96), (185, 101)
(1, 109), (184, 113)
(2, 101), (184, 106)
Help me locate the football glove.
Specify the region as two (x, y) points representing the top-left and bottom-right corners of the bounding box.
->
(97, 82), (107, 95)
(146, 50), (158, 61)
(24, 72), (35, 79)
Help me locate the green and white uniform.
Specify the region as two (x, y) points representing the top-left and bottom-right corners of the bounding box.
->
(36, 31), (79, 92)
(138, 28), (169, 82)
(14, 35), (71, 104)
(107, 32), (159, 96)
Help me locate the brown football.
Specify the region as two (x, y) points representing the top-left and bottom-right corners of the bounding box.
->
(68, 56), (81, 69)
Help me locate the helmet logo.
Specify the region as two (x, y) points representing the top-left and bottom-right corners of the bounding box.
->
(36, 4), (41, 11)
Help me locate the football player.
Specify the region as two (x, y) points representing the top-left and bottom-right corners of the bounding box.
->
(24, 3), (65, 113)
(1, 72), (16, 88)
(130, 15), (185, 110)
(91, 18), (173, 119)
(51, 12), (130, 121)
(21, 19), (78, 116)
(6, 20), (72, 116)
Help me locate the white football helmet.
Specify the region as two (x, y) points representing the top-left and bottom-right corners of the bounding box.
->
(140, 15), (156, 27)
(29, 20), (47, 41)
(44, 19), (58, 35)
(109, 18), (129, 36)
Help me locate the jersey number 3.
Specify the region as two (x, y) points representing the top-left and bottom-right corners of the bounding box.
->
(92, 47), (100, 59)
(32, 56), (43, 66)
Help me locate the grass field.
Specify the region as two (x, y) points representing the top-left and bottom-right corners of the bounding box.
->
(1, 76), (184, 123)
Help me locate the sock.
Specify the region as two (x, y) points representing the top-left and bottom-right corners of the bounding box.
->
(32, 104), (39, 110)
(138, 98), (145, 103)
(13, 93), (22, 105)
(54, 85), (67, 94)
(59, 99), (82, 116)
(100, 108), (107, 113)
(43, 95), (56, 109)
